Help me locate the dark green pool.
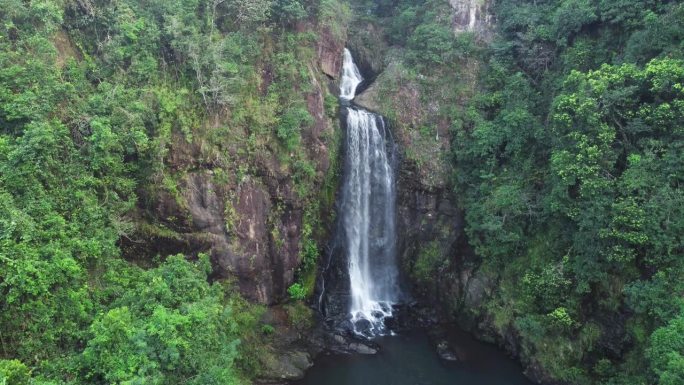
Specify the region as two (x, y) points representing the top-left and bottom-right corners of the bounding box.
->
(296, 328), (535, 385)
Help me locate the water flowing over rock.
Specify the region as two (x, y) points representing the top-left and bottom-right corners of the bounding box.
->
(343, 108), (398, 337)
(340, 48), (363, 100)
(328, 49), (400, 337)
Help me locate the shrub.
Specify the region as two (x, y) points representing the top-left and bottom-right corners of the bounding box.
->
(0, 360), (30, 385)
(276, 107), (313, 151)
(287, 283), (307, 300)
(261, 324), (275, 335)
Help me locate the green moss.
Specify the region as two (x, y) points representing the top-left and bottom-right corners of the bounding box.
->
(224, 195), (239, 234)
(412, 241), (447, 283)
(285, 301), (315, 331)
(137, 221), (183, 241)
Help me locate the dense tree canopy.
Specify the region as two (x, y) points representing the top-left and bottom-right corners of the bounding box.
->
(451, 1), (684, 384)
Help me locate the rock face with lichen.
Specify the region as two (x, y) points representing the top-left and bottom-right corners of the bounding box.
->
(449, 0), (494, 39)
(121, 22), (347, 305)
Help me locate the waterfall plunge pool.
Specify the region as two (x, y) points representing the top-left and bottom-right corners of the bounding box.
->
(295, 327), (534, 385)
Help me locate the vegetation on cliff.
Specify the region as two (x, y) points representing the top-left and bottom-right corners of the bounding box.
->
(0, 0), (348, 383)
(454, 2), (683, 384)
(350, 0), (683, 384)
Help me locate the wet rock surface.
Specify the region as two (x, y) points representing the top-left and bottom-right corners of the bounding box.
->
(330, 334), (379, 355)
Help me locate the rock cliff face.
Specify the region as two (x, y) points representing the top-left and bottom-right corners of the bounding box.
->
(449, 0), (494, 39)
(121, 22), (347, 306)
(352, 54), (470, 308)
(318, 25), (346, 79)
(121, 0), (495, 310)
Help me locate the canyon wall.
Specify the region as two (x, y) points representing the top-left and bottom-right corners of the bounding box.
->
(121, 23), (348, 306)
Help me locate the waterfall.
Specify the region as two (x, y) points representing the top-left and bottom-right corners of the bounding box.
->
(339, 49), (398, 337)
(340, 48), (363, 100)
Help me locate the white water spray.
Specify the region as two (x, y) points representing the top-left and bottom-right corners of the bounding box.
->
(340, 48), (363, 100)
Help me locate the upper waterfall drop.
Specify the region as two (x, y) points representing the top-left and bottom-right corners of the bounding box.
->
(338, 49), (399, 337)
(340, 48), (363, 100)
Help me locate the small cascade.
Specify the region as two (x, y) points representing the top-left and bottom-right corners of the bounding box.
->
(338, 49), (399, 337)
(340, 48), (363, 100)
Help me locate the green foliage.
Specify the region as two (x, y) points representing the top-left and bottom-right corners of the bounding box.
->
(276, 106), (313, 151)
(412, 241), (445, 283)
(287, 283), (307, 301)
(406, 23), (457, 66)
(318, 0), (352, 39)
(387, 6), (421, 45)
(224, 0), (274, 27)
(551, 0), (598, 45)
(522, 261), (572, 312)
(83, 255), (243, 385)
(447, 1), (684, 383)
(324, 93), (339, 118)
(285, 301), (314, 330)
(0, 360), (30, 385)
(624, 4), (684, 64)
(272, 0), (309, 27)
(261, 324), (276, 335)
(648, 314), (684, 385)
(547, 307), (576, 331)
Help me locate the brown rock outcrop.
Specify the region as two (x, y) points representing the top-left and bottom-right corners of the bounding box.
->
(449, 0), (494, 40)
(124, 22), (346, 305)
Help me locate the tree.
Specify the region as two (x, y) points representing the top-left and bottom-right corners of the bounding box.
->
(271, 0), (308, 27)
(648, 315), (684, 385)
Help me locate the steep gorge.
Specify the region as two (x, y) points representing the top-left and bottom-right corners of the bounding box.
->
(2, 0), (682, 384)
(114, 0), (497, 331)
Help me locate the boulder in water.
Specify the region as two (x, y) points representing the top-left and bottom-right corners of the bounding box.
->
(258, 350), (312, 381)
(436, 340), (459, 361)
(349, 342), (378, 355)
(328, 333), (379, 355)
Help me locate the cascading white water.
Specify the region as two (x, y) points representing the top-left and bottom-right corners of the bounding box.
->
(339, 49), (398, 337)
(340, 48), (363, 100)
